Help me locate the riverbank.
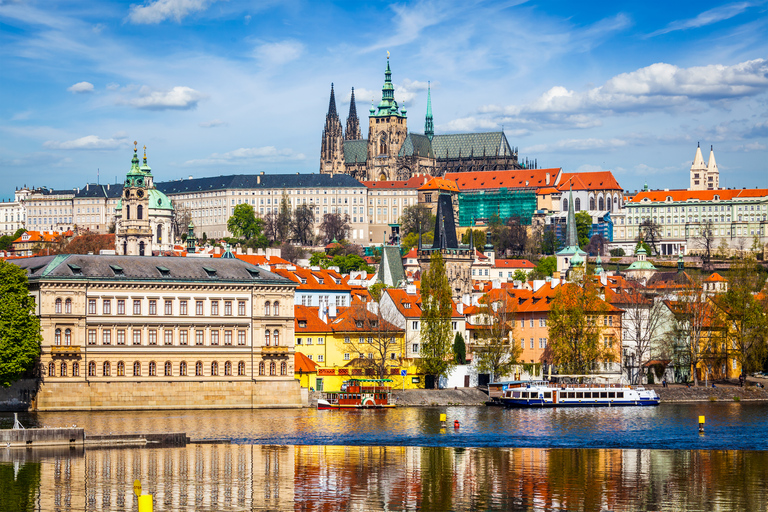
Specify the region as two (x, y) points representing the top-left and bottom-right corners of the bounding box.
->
(652, 383), (768, 402)
(307, 388), (489, 407)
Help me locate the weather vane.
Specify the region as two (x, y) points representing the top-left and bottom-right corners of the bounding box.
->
(387, 51), (390, 59)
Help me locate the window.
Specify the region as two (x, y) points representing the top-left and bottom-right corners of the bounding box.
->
(72, 362), (79, 377)
(148, 362), (156, 376)
(117, 299), (125, 315)
(264, 301), (271, 316)
(59, 361), (67, 377)
(196, 330), (204, 345)
(238, 301), (246, 316)
(103, 362), (111, 377)
(180, 361), (187, 376)
(88, 361), (96, 377)
(180, 330), (188, 345)
(164, 300), (172, 315)
(273, 302), (279, 316)
(55, 329), (61, 345)
(48, 362), (56, 377)
(211, 330), (219, 345)
(149, 300), (157, 315)
(530, 338), (534, 349)
(273, 330), (279, 346)
(115, 329), (125, 345)
(224, 361), (232, 376)
(195, 361), (203, 376)
(265, 329), (270, 346)
(103, 300), (111, 315)
(238, 361), (245, 376)
(318, 337), (324, 345)
(225, 301), (232, 316)
(344, 353), (350, 361)
(116, 361), (125, 377)
(224, 330), (232, 345)
(64, 329), (71, 345)
(318, 355), (324, 362)
(413, 344), (419, 353)
(133, 330), (142, 345)
(55, 298), (62, 314)
(103, 330), (112, 345)
(65, 298), (72, 314)
(133, 361), (141, 376)
(259, 362), (265, 376)
(307, 338), (313, 345)
(195, 300), (204, 315)
(238, 331), (246, 345)
(180, 300), (188, 315)
(280, 362), (287, 376)
(211, 362), (219, 376)
(269, 362), (276, 376)
(164, 361), (172, 377)
(88, 299), (96, 315)
(211, 301), (219, 315)
(133, 299), (141, 315)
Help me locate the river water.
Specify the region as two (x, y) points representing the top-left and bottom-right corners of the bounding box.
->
(1, 403), (767, 511)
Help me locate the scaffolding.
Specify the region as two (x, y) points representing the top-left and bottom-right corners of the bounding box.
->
(457, 188), (537, 226)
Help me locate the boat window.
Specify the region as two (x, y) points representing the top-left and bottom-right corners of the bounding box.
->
(568, 392), (575, 399)
(617, 392), (624, 398)
(608, 392), (616, 398)
(544, 392), (551, 399)
(513, 391), (520, 398)
(522, 392), (528, 399)
(600, 392), (608, 398)
(576, 392), (583, 399)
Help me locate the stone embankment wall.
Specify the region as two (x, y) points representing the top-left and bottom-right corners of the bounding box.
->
(654, 385), (768, 402)
(0, 379), (38, 411)
(307, 388), (489, 407)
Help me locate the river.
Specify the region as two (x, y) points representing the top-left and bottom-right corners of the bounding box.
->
(1, 403), (767, 511)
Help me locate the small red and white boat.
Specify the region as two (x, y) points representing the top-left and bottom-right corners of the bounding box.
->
(317, 378), (395, 409)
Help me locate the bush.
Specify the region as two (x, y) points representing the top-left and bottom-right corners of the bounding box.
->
(609, 248), (625, 257)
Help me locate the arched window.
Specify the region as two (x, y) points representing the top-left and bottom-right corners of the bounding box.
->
(55, 328), (61, 345)
(280, 362), (287, 376)
(117, 361), (125, 376)
(264, 301), (271, 316)
(55, 298), (62, 314)
(265, 329), (270, 346)
(123, 241), (127, 255)
(269, 362), (276, 376)
(273, 330), (279, 346)
(379, 133), (388, 156)
(65, 298), (72, 314)
(60, 362), (67, 377)
(211, 361), (219, 376)
(180, 361), (187, 376)
(273, 302), (279, 316)
(139, 241), (145, 256)
(598, 197), (605, 210)
(148, 361), (156, 376)
(64, 329), (71, 346)
(126, 205), (130, 220)
(137, 204), (143, 220)
(238, 361), (245, 376)
(133, 361), (141, 376)
(575, 198), (581, 211)
(157, 224), (162, 244)
(562, 199), (568, 212)
(224, 361), (232, 376)
(103, 361), (110, 377)
(195, 361), (203, 376)
(72, 362), (79, 377)
(88, 361), (96, 377)
(589, 197), (595, 210)
(259, 362), (265, 376)
(48, 362), (56, 377)
(607, 197), (612, 211)
(164, 361), (172, 376)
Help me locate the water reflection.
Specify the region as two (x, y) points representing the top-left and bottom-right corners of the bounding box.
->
(2, 444), (764, 511)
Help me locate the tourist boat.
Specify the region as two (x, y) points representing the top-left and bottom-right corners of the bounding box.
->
(493, 380), (660, 407)
(317, 378), (396, 410)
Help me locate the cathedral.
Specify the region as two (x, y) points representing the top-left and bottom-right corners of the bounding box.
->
(320, 58), (527, 182)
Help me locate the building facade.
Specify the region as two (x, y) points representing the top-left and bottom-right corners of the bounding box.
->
(0, 187), (30, 236)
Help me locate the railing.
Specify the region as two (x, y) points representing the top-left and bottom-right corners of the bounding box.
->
(50, 345), (81, 355)
(261, 346), (289, 355)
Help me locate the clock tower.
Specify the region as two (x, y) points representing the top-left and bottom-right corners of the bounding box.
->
(116, 142), (153, 256)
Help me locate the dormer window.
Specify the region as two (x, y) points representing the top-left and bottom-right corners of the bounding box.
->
(67, 263), (82, 276)
(403, 302), (411, 309)
(355, 320), (363, 328)
(300, 278), (307, 284)
(156, 266), (170, 277)
(203, 266), (217, 278)
(246, 267), (260, 278)
(298, 320), (307, 328)
(109, 264), (124, 276)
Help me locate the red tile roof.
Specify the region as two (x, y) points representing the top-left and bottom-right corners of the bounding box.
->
(272, 268), (349, 291)
(494, 259), (535, 269)
(704, 272), (727, 282)
(557, 171), (622, 192)
(419, 177), (459, 192)
(628, 188), (768, 203)
(445, 168), (561, 191)
(295, 351), (319, 373)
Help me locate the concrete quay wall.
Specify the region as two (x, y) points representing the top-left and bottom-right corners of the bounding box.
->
(33, 379), (303, 411)
(0, 427), (84, 448)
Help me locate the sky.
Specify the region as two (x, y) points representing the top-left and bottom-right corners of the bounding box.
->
(1, 0), (767, 200)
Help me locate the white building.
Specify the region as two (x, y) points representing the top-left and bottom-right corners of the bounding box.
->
(0, 187), (30, 236)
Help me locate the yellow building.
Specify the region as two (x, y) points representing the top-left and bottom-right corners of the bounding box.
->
(294, 304), (423, 391)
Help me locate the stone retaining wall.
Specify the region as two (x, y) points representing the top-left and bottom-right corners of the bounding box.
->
(654, 385), (768, 402)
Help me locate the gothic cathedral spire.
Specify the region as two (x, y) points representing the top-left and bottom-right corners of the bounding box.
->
(425, 82), (434, 140)
(320, 83), (345, 174)
(345, 87), (362, 140)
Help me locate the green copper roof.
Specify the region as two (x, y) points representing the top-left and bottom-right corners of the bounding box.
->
(430, 132), (512, 160)
(373, 58), (405, 118)
(556, 186), (586, 258)
(425, 83), (434, 139)
(627, 259), (657, 271)
(343, 139), (368, 163)
(398, 133), (434, 158)
(148, 189), (173, 210)
(594, 254), (604, 274)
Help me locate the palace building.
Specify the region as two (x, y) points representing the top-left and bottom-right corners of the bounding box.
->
(13, 254), (302, 410)
(320, 57), (526, 182)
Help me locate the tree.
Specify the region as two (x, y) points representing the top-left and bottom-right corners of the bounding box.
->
(277, 191), (292, 242)
(540, 225), (562, 255)
(696, 219), (716, 266)
(263, 211), (279, 243)
(309, 252), (329, 267)
(368, 282), (388, 302)
(609, 248), (625, 257)
(227, 203), (263, 241)
(326, 254), (374, 274)
(0, 260), (42, 387)
(716, 256), (768, 379)
(506, 216), (528, 255)
(575, 211), (592, 248)
(320, 213), (350, 244)
(419, 251), (455, 386)
(453, 332), (466, 364)
(170, 202), (191, 243)
(620, 287), (669, 384)
(401, 231), (433, 251)
(474, 292), (521, 380)
(529, 256), (556, 280)
(291, 205), (315, 245)
(400, 204), (435, 237)
(280, 242), (307, 264)
(584, 234), (606, 256)
(639, 219), (662, 255)
(60, 233), (115, 255)
(634, 240), (652, 256)
(460, 229), (487, 251)
(0, 229), (25, 252)
(512, 269), (528, 282)
(545, 281), (614, 375)
(340, 302), (404, 380)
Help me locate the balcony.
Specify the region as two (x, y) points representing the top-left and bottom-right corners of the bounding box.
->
(262, 346), (289, 356)
(50, 345), (81, 355)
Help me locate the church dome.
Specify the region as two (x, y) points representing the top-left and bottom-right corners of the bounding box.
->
(148, 189), (173, 211)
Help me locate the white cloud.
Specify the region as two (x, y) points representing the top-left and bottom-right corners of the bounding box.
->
(127, 0), (217, 24)
(184, 146), (306, 165)
(199, 119), (226, 128)
(524, 138), (628, 153)
(106, 82), (120, 91)
(44, 135), (128, 150)
(648, 2), (758, 37)
(254, 40), (304, 67)
(122, 86), (206, 110)
(438, 116), (500, 132)
(67, 81), (94, 94)
(733, 141), (767, 151)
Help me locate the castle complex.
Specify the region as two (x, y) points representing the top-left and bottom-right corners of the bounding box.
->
(320, 57), (526, 181)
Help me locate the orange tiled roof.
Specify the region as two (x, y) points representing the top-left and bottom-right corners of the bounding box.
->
(557, 171), (622, 192)
(704, 272), (727, 282)
(402, 247), (418, 259)
(272, 267), (349, 291)
(537, 187), (560, 195)
(445, 168), (561, 191)
(295, 351), (319, 373)
(418, 177), (459, 192)
(12, 231), (60, 244)
(494, 259), (535, 269)
(629, 188), (768, 203)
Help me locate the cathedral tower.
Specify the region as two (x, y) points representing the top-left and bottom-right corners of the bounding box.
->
(345, 87), (362, 140)
(366, 55), (408, 181)
(320, 83), (345, 174)
(116, 142), (153, 256)
(425, 82), (434, 140)
(689, 143), (719, 191)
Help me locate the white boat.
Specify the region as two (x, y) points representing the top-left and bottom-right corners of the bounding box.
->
(494, 380), (660, 407)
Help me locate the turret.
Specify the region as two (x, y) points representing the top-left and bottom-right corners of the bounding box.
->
(425, 82), (434, 140)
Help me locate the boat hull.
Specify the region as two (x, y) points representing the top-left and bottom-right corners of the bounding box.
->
(500, 398), (660, 408)
(317, 399), (395, 410)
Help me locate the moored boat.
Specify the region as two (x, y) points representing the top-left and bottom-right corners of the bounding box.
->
(317, 378), (395, 410)
(493, 379), (660, 407)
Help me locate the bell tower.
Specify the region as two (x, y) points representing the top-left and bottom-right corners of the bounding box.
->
(116, 142), (153, 256)
(367, 54), (408, 181)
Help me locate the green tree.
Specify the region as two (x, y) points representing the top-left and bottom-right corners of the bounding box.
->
(474, 293), (521, 379)
(399, 205), (435, 237)
(460, 229), (486, 251)
(540, 225), (562, 255)
(368, 282), (388, 302)
(401, 231), (433, 251)
(512, 269), (528, 282)
(327, 254), (374, 274)
(575, 211), (592, 248)
(277, 191), (292, 241)
(634, 240), (652, 256)
(453, 332), (466, 364)
(419, 251), (455, 386)
(545, 281), (613, 375)
(309, 252), (329, 267)
(227, 203), (263, 241)
(0, 260), (42, 387)
(0, 229), (25, 252)
(529, 256), (557, 280)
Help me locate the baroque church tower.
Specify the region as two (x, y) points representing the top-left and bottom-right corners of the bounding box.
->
(366, 56), (408, 181)
(689, 143), (719, 191)
(345, 87), (362, 140)
(320, 84), (345, 174)
(116, 142), (153, 256)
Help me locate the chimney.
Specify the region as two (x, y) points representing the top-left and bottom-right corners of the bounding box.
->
(457, 302), (464, 314)
(545, 173), (550, 185)
(329, 302), (337, 318)
(257, 176), (261, 185)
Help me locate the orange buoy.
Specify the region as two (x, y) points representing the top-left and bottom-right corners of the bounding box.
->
(454, 420), (460, 429)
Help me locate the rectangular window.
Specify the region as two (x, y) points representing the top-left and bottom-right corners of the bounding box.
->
(133, 299), (141, 315)
(539, 318), (545, 327)
(530, 338), (534, 349)
(297, 337), (303, 345)
(103, 299), (111, 315)
(164, 300), (172, 315)
(521, 319), (525, 329)
(318, 355), (324, 362)
(180, 300), (188, 315)
(345, 337), (350, 344)
(88, 329), (96, 345)
(344, 353), (350, 361)
(133, 330), (142, 345)
(318, 337), (324, 345)
(211, 330), (219, 345)
(530, 319), (534, 328)
(117, 299), (125, 315)
(307, 337), (313, 345)
(149, 299), (157, 315)
(88, 299), (96, 315)
(238, 331), (246, 345)
(163, 330), (173, 345)
(224, 330), (232, 345)
(118, 329), (126, 345)
(148, 330), (156, 345)
(196, 330), (204, 345)
(224, 301), (232, 316)
(211, 301), (219, 315)
(102, 330), (111, 345)
(412, 321), (418, 330)
(196, 300), (204, 315)
(413, 343), (419, 353)
(179, 330), (188, 345)
(238, 301), (246, 316)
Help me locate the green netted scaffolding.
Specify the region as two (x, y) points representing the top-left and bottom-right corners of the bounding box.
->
(457, 188), (537, 226)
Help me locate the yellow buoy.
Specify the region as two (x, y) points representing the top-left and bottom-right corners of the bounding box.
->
(138, 494), (153, 512)
(439, 413), (446, 422)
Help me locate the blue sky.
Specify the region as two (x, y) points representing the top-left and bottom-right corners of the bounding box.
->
(1, 0), (767, 200)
